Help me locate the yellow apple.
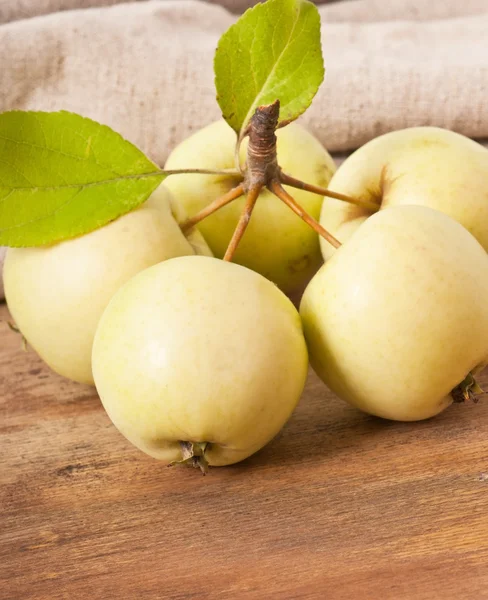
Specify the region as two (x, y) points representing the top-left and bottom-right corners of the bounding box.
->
(4, 185), (211, 385)
(301, 205), (488, 421)
(165, 120), (336, 294)
(320, 127), (488, 261)
(0, 246), (6, 300)
(92, 255), (308, 467)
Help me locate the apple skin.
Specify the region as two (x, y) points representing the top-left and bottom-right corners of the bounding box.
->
(92, 255), (309, 467)
(4, 185), (211, 385)
(0, 246), (6, 300)
(164, 120), (336, 294)
(301, 205), (488, 421)
(320, 127), (488, 261)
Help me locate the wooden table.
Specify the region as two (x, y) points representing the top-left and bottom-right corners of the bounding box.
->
(1, 302), (487, 600)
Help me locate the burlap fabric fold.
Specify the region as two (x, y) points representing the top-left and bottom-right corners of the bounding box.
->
(1, 0), (487, 298)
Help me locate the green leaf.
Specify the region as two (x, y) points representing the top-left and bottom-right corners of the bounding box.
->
(214, 0), (324, 134)
(0, 111), (165, 247)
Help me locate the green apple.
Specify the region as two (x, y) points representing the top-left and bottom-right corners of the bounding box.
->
(164, 120), (336, 294)
(92, 255), (308, 467)
(4, 185), (211, 385)
(320, 127), (488, 261)
(301, 205), (488, 421)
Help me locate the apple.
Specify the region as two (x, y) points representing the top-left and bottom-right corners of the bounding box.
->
(4, 185), (211, 385)
(92, 255), (308, 468)
(319, 127), (488, 261)
(164, 120), (336, 294)
(301, 205), (488, 421)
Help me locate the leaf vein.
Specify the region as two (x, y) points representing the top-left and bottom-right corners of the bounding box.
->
(0, 133), (122, 177)
(0, 170), (164, 194)
(241, 4), (304, 130)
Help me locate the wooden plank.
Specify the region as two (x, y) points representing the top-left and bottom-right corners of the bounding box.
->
(1, 302), (487, 599)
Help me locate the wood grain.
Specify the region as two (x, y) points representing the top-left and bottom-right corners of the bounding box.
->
(1, 301), (487, 600)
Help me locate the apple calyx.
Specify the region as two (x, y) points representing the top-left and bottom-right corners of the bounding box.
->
(168, 441), (209, 475)
(451, 372), (485, 404)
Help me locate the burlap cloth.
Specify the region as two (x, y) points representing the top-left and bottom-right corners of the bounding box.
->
(1, 0), (488, 299)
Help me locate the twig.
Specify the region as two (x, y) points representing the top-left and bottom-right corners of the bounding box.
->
(180, 184), (245, 233)
(223, 185), (262, 261)
(269, 181), (341, 250)
(280, 172), (379, 213)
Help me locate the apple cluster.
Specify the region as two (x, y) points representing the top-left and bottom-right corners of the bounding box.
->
(4, 122), (488, 471)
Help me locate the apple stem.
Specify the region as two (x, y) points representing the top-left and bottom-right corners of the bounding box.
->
(180, 184), (245, 233)
(245, 101), (280, 188)
(224, 101), (280, 261)
(269, 180), (342, 250)
(223, 184), (262, 261)
(451, 372), (485, 404)
(280, 172), (380, 213)
(181, 99), (344, 258)
(234, 128), (248, 174)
